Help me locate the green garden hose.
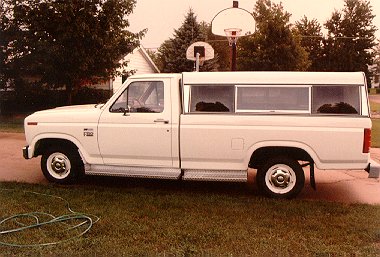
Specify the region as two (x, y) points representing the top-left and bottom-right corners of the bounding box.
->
(0, 189), (99, 247)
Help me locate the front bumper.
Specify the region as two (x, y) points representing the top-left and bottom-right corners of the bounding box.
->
(23, 146), (30, 159)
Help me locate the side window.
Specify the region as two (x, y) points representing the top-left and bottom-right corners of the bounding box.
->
(110, 89), (128, 113)
(190, 85), (234, 113)
(236, 86), (310, 113)
(312, 86), (359, 115)
(110, 81), (164, 113)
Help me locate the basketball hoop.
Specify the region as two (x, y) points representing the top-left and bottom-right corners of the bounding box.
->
(224, 28), (242, 46)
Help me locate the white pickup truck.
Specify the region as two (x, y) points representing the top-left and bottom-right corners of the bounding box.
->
(23, 71), (375, 198)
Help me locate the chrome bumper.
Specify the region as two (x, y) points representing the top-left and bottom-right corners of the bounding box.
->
(367, 158), (380, 178)
(22, 146), (30, 159)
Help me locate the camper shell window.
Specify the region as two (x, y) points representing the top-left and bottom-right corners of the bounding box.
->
(235, 86), (310, 113)
(312, 85), (360, 115)
(189, 85), (234, 113)
(183, 83), (361, 116)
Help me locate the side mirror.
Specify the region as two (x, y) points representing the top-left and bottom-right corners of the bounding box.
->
(123, 105), (131, 116)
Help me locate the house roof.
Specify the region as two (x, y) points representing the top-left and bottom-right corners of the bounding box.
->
(123, 46), (159, 74)
(137, 46), (160, 73)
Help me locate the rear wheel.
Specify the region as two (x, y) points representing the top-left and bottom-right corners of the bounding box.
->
(41, 146), (83, 184)
(257, 157), (304, 199)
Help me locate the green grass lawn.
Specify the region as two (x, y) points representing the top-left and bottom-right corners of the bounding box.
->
(369, 88), (380, 95)
(0, 181), (379, 256)
(371, 101), (380, 113)
(372, 119), (380, 148)
(370, 101), (380, 148)
(0, 115), (25, 133)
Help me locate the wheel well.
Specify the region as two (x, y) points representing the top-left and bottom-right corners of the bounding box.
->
(34, 138), (78, 157)
(249, 147), (312, 169)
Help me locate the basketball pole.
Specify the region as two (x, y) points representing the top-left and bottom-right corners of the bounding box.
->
(231, 42), (237, 71)
(195, 52), (200, 72)
(231, 0), (238, 71)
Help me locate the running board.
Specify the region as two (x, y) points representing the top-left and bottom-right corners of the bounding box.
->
(85, 164), (247, 182)
(85, 164), (181, 180)
(182, 169), (247, 182)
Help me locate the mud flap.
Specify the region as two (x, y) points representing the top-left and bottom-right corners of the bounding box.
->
(302, 162), (316, 190)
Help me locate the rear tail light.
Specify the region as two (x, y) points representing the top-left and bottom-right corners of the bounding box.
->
(363, 128), (371, 153)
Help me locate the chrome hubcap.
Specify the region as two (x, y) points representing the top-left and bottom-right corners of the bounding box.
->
(270, 169), (291, 188)
(47, 153), (71, 179)
(265, 164), (296, 194)
(51, 156), (67, 174)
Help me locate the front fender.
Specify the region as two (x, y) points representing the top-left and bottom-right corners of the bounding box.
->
(27, 132), (103, 165)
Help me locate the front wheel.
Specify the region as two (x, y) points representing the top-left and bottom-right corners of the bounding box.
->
(41, 146), (83, 184)
(257, 157), (305, 199)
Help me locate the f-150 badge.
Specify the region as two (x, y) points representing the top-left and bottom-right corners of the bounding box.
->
(83, 128), (94, 137)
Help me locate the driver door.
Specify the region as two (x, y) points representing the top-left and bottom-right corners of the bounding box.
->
(98, 79), (173, 167)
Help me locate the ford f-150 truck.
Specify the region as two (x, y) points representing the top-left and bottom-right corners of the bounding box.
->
(23, 71), (376, 198)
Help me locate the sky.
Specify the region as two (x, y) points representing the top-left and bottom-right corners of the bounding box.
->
(128, 0), (380, 50)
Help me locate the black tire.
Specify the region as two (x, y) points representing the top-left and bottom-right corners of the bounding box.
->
(256, 156), (305, 199)
(41, 146), (84, 184)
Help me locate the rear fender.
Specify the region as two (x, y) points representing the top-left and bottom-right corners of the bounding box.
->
(245, 141), (321, 168)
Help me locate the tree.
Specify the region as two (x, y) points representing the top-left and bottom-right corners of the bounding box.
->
(373, 43), (380, 74)
(1, 0), (144, 104)
(0, 1), (12, 90)
(323, 0), (376, 81)
(295, 16), (324, 71)
(370, 42), (380, 86)
(238, 0), (310, 71)
(156, 9), (219, 73)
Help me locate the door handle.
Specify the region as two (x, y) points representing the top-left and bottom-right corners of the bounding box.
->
(154, 119), (169, 124)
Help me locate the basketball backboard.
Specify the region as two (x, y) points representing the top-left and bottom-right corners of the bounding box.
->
(211, 2), (255, 71)
(186, 41), (215, 63)
(211, 6), (255, 41)
(186, 42), (215, 71)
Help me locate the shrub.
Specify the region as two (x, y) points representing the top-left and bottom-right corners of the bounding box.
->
(0, 83), (111, 115)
